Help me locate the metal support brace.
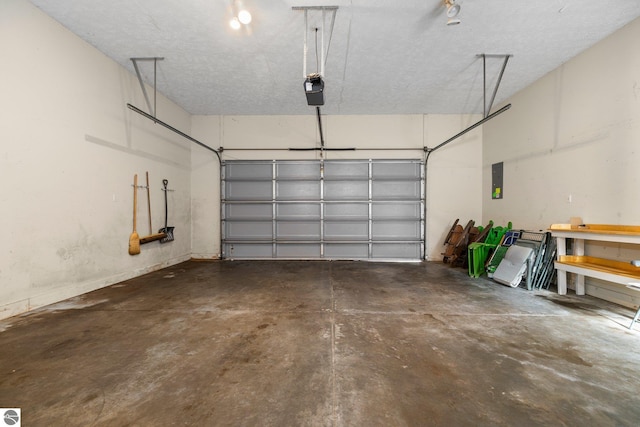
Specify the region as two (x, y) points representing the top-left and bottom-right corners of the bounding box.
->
(130, 57), (164, 117)
(127, 103), (221, 164)
(426, 104), (511, 154)
(478, 54), (512, 118)
(316, 106), (325, 156)
(292, 6), (338, 78)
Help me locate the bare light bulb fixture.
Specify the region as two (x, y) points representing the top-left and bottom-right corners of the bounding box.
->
(229, 0), (252, 30)
(238, 9), (252, 25)
(445, 0), (461, 25)
(229, 17), (241, 30)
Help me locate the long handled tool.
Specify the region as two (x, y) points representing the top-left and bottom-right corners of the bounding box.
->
(146, 171), (153, 235)
(159, 179), (175, 243)
(140, 171), (167, 244)
(128, 174), (141, 255)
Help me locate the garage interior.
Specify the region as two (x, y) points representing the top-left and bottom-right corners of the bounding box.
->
(2, 0), (640, 425)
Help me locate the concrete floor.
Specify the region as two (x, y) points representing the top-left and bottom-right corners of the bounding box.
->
(1, 261), (640, 426)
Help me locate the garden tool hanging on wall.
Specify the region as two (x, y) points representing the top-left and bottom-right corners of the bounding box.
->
(139, 171), (167, 244)
(159, 179), (174, 243)
(128, 174), (141, 255)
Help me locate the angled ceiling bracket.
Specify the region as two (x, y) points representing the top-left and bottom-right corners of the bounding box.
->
(477, 53), (512, 118)
(130, 57), (164, 117)
(292, 6), (338, 78)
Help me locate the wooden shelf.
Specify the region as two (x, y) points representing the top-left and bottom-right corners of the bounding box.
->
(549, 223), (640, 295)
(549, 224), (640, 244)
(555, 255), (640, 284)
(549, 224), (640, 234)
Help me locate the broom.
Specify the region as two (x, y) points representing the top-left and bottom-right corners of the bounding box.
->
(140, 171), (167, 244)
(128, 174), (141, 255)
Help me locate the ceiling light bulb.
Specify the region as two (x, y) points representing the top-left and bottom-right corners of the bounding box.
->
(230, 17), (241, 30)
(446, 4), (460, 18)
(447, 18), (461, 26)
(238, 9), (252, 25)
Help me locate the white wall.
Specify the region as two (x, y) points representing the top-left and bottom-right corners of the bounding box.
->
(190, 116), (222, 259)
(191, 113), (484, 261)
(483, 17), (640, 306)
(0, 0), (193, 319)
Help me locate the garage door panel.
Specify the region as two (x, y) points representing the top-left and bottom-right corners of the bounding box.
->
(224, 162), (272, 180)
(225, 181), (272, 201)
(225, 243), (272, 258)
(372, 161), (421, 179)
(276, 221), (321, 240)
(225, 221), (272, 240)
(225, 203), (272, 220)
(325, 243), (369, 258)
(372, 243), (422, 259)
(276, 162), (320, 179)
(372, 202), (421, 219)
(277, 244), (321, 258)
(372, 180), (421, 200)
(276, 181), (320, 200)
(324, 181), (368, 200)
(276, 203), (321, 220)
(325, 221), (369, 240)
(372, 221), (421, 240)
(323, 161), (368, 178)
(324, 203), (368, 219)
(222, 159), (423, 260)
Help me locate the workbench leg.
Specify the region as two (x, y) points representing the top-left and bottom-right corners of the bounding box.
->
(555, 237), (567, 295)
(556, 237), (566, 257)
(557, 270), (567, 295)
(575, 274), (585, 295)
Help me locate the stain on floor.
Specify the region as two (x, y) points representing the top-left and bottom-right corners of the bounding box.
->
(1, 260), (639, 426)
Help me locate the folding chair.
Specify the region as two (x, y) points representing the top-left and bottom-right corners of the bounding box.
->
(627, 283), (640, 330)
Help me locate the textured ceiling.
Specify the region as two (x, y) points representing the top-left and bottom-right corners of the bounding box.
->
(28, 0), (640, 116)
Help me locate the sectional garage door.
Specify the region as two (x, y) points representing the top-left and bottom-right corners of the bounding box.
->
(221, 159), (424, 260)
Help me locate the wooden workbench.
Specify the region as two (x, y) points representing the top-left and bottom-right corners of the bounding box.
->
(549, 224), (640, 295)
